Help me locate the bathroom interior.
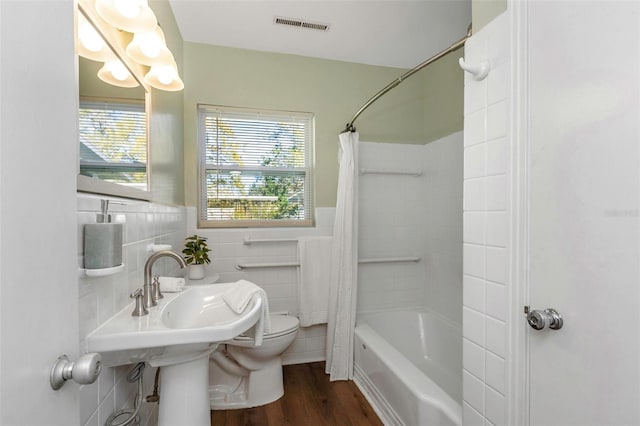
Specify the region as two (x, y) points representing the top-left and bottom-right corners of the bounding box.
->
(1, 0), (639, 425)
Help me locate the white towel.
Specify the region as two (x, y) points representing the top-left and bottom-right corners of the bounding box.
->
(223, 280), (271, 346)
(297, 236), (332, 327)
(158, 276), (185, 292)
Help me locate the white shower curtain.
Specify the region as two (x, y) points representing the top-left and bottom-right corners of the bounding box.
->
(325, 131), (359, 381)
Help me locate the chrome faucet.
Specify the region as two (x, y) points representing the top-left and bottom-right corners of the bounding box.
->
(143, 250), (187, 309)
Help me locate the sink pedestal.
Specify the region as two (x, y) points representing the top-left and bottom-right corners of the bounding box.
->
(158, 353), (211, 426)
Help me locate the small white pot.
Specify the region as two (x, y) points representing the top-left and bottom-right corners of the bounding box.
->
(188, 264), (206, 280)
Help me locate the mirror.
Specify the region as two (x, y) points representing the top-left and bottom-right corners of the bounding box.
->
(76, 2), (151, 200)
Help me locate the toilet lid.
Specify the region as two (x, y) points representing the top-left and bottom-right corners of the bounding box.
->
(235, 315), (299, 341)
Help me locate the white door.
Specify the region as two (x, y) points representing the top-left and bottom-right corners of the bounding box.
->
(527, 1), (640, 424)
(0, 1), (80, 424)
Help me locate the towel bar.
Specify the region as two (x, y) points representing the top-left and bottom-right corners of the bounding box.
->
(359, 168), (423, 177)
(236, 261), (300, 270)
(359, 256), (421, 264)
(243, 237), (299, 245)
(235, 257), (421, 270)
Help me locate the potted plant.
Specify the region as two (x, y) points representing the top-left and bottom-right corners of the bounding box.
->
(182, 234), (211, 280)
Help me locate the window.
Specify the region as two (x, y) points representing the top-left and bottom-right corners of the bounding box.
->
(79, 98), (147, 191)
(198, 105), (314, 228)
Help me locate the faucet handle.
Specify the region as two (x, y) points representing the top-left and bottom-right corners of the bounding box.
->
(130, 288), (148, 317)
(152, 275), (163, 301)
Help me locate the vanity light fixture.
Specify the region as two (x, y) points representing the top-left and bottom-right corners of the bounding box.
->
(126, 26), (173, 66)
(77, 12), (116, 62)
(78, 0), (184, 92)
(97, 60), (140, 88)
(95, 0), (157, 33)
(144, 58), (184, 92)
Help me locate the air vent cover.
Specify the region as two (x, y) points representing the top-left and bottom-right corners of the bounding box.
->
(274, 16), (330, 31)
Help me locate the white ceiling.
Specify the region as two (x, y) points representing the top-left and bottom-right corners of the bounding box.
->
(168, 1), (472, 69)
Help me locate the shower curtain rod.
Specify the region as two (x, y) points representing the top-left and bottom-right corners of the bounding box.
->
(343, 24), (473, 134)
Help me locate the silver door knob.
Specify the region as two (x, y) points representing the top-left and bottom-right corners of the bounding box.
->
(50, 353), (102, 390)
(525, 307), (563, 330)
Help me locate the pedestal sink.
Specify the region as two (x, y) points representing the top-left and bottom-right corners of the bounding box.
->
(84, 283), (262, 426)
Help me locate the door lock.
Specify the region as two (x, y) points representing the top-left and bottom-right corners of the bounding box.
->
(524, 306), (563, 330)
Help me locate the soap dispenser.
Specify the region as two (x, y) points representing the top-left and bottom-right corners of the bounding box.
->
(83, 200), (123, 270)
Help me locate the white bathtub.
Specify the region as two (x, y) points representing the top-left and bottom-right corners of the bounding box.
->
(353, 310), (462, 426)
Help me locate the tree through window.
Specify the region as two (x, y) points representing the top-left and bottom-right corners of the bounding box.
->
(198, 105), (314, 227)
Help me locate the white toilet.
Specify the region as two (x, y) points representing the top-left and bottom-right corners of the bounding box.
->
(209, 314), (300, 409)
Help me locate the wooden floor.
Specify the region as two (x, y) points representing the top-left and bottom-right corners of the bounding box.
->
(211, 362), (383, 426)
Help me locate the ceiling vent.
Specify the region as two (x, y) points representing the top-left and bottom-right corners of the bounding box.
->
(274, 16), (330, 32)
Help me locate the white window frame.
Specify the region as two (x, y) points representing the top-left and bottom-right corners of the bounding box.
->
(197, 104), (315, 228)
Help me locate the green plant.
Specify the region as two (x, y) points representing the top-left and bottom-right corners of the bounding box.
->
(181, 235), (211, 265)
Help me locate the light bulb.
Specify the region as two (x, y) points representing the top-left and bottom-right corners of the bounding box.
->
(107, 61), (130, 81)
(138, 31), (162, 58)
(156, 66), (175, 85)
(78, 20), (105, 52)
(114, 0), (141, 19)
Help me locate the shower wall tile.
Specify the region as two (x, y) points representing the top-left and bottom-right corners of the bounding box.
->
(463, 307), (486, 347)
(464, 212), (486, 245)
(465, 77), (487, 115)
(488, 64), (510, 106)
(485, 385), (506, 426)
(486, 282), (507, 321)
(464, 338), (485, 380)
(486, 138), (508, 175)
(77, 194), (188, 426)
(463, 275), (486, 313)
(463, 370), (485, 414)
(485, 317), (506, 358)
(464, 402), (486, 426)
(486, 100), (509, 141)
(464, 109), (487, 147)
(356, 135), (462, 326)
(486, 212), (508, 247)
(462, 10), (511, 426)
(486, 247), (507, 284)
(463, 244), (486, 279)
(464, 178), (486, 211)
(464, 143), (486, 179)
(485, 351), (506, 394)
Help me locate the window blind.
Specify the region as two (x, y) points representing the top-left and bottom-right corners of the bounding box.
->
(198, 105), (314, 227)
(79, 98), (147, 190)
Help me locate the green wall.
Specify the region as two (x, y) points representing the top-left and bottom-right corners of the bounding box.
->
(473, 0), (507, 32)
(423, 50), (465, 144)
(182, 43), (464, 208)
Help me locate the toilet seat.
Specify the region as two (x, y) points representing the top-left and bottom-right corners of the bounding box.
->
(235, 315), (299, 341)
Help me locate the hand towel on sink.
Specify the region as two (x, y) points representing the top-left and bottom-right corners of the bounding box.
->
(223, 279), (271, 346)
(158, 276), (186, 292)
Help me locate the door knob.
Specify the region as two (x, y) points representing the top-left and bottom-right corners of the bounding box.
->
(525, 306), (563, 330)
(50, 353), (102, 390)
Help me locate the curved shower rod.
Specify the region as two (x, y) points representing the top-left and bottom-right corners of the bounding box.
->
(343, 24), (473, 134)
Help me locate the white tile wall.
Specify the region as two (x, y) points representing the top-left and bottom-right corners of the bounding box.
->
(462, 10), (511, 426)
(356, 136), (462, 325)
(423, 133), (464, 324)
(77, 194), (187, 426)
(358, 141), (428, 314)
(185, 206), (335, 365)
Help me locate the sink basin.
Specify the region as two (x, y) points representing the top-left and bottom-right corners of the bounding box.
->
(161, 284), (253, 329)
(84, 282), (262, 367)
